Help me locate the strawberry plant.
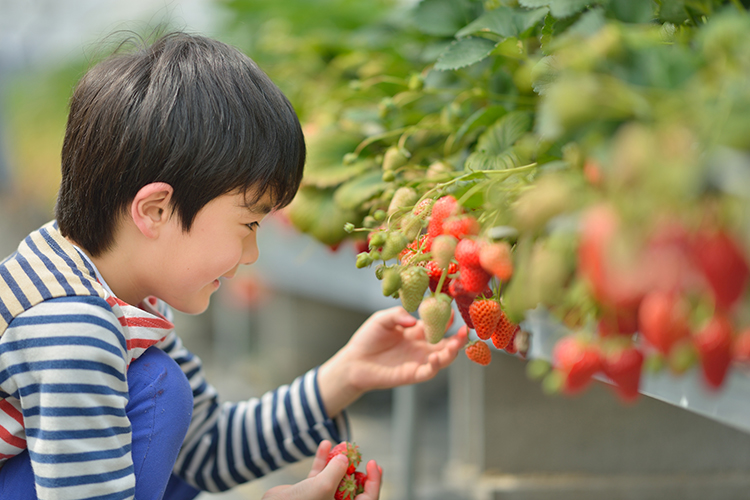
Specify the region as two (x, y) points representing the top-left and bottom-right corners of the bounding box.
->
(223, 0), (750, 401)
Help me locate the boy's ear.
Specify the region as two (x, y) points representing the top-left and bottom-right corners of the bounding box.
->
(130, 182), (174, 239)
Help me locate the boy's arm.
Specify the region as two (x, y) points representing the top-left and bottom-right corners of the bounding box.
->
(158, 330), (349, 492)
(0, 297), (135, 499)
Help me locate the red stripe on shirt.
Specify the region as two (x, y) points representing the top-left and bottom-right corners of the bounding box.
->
(0, 424), (26, 449)
(124, 317), (173, 329)
(0, 400), (23, 426)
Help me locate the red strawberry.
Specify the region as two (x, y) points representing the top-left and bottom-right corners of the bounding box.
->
(691, 228), (750, 311)
(353, 471), (368, 495)
(327, 442), (361, 475)
(412, 198), (433, 220)
(419, 293), (453, 344)
(638, 291), (690, 355)
(449, 279), (477, 328)
(427, 195), (459, 242)
(465, 340), (491, 366)
(469, 299), (502, 341)
(455, 238), (482, 268)
(398, 234), (428, 266)
(694, 314), (733, 390)
(458, 264), (491, 294)
(504, 328), (518, 354)
(335, 474), (359, 500)
(425, 260), (457, 294)
(553, 336), (602, 395)
(491, 311), (520, 350)
(479, 242), (513, 281)
(601, 344), (644, 403)
(597, 305), (639, 337)
(733, 329), (750, 363)
(443, 215), (480, 240)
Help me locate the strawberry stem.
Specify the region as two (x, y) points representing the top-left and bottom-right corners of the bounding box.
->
(435, 267), (449, 296)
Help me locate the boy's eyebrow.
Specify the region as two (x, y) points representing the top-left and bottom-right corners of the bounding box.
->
(238, 200), (274, 214)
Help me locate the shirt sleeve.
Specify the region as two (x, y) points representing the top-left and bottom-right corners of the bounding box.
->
(0, 296), (134, 500)
(157, 330), (351, 492)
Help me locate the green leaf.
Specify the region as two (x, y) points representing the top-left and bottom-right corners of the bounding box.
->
(607, 0), (655, 23)
(412, 0), (483, 37)
(464, 149), (524, 171)
(333, 169), (388, 210)
(475, 111), (533, 154)
(434, 37), (498, 70)
(449, 105), (508, 151)
(455, 6), (548, 39)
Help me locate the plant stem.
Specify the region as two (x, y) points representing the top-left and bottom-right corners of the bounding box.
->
(435, 267), (449, 296)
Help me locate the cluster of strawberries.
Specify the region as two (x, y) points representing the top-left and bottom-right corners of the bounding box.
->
(327, 442), (367, 500)
(553, 203), (750, 402)
(368, 194), (521, 366)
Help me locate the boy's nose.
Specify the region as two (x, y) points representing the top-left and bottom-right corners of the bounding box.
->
(241, 237), (260, 266)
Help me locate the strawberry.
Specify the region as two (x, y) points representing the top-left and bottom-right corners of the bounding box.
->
(465, 340), (491, 366)
(381, 267), (401, 297)
(412, 198), (433, 220)
(694, 314), (733, 390)
(327, 442), (362, 475)
(387, 187), (418, 216)
(455, 238), (482, 268)
(479, 241), (513, 281)
(491, 311), (520, 350)
(380, 231), (409, 261)
(399, 266), (429, 312)
(335, 474), (359, 500)
(601, 344), (644, 403)
(353, 472), (368, 495)
(431, 235), (458, 269)
(597, 305), (639, 337)
(443, 215), (480, 240)
(425, 260), (457, 294)
(504, 328), (518, 354)
(469, 299), (502, 341)
(399, 234), (428, 266)
(458, 264), (491, 294)
(427, 195), (459, 242)
(638, 291), (690, 355)
(733, 329), (750, 363)
(419, 293), (453, 344)
(691, 228), (750, 311)
(553, 335), (602, 395)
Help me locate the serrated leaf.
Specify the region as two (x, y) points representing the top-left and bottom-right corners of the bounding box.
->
(464, 149), (524, 171)
(475, 111), (533, 155)
(412, 0), (483, 37)
(450, 105), (507, 151)
(333, 169), (387, 210)
(434, 37), (498, 71)
(456, 6), (548, 39)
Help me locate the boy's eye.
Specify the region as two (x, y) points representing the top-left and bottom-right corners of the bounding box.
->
(246, 222), (260, 231)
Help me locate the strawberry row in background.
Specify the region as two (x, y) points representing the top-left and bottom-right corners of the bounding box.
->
(351, 184), (750, 405)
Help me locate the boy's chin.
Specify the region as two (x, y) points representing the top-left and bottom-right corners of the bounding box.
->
(169, 297), (213, 315)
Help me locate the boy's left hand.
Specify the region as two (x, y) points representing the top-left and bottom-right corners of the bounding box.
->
(318, 306), (469, 416)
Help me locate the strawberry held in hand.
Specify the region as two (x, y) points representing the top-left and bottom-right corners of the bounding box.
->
(327, 441), (361, 475)
(419, 293), (453, 344)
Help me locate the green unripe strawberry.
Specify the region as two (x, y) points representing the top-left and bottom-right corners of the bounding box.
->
(382, 146), (409, 171)
(388, 187), (418, 216)
(399, 266), (429, 312)
(382, 267), (402, 296)
(431, 235), (458, 269)
(356, 252), (372, 269)
(419, 293), (453, 344)
(381, 231), (410, 261)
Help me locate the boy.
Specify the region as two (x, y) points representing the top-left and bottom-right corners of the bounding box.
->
(0, 32), (467, 499)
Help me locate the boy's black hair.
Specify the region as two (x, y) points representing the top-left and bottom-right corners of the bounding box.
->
(56, 32), (306, 256)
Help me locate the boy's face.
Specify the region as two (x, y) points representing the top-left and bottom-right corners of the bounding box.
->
(152, 190), (271, 314)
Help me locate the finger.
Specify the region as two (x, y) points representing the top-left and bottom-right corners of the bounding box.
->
(358, 460), (382, 499)
(315, 454), (349, 492)
(307, 440), (333, 478)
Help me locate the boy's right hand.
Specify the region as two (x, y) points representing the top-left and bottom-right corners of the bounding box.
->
(261, 440), (382, 500)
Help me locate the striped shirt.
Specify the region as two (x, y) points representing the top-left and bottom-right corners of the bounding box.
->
(0, 221), (348, 499)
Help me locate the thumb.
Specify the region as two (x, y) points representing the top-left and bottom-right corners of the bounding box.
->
(316, 454), (349, 490)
